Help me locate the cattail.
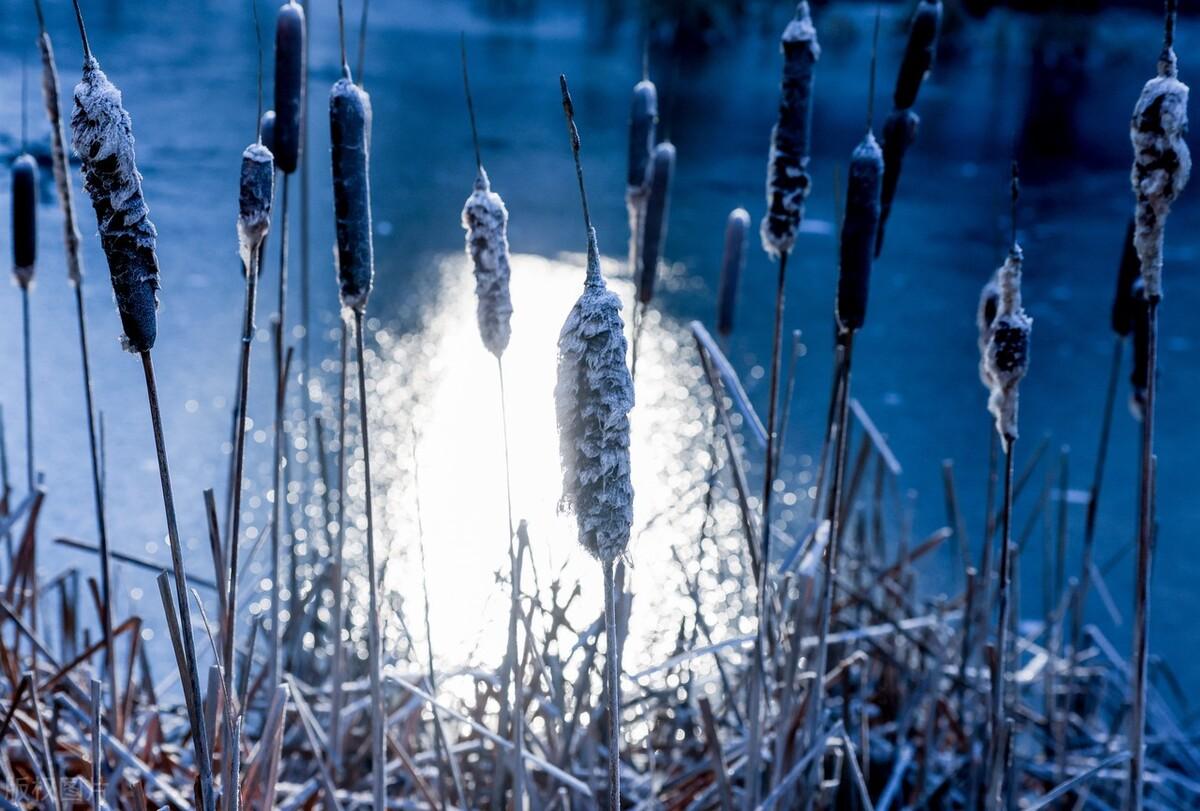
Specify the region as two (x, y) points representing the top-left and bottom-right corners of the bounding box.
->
(273, 1), (305, 175)
(260, 109), (276, 155)
(1129, 278), (1150, 420)
(716, 208), (750, 337)
(761, 2), (820, 259)
(72, 55), (160, 354)
(984, 247), (1032, 442)
(330, 75), (374, 312)
(628, 80), (657, 193)
(11, 155), (38, 289)
(238, 144), (275, 269)
(626, 78), (658, 287)
(877, 1), (941, 257)
(893, 0), (941, 111)
(1111, 218), (1140, 336)
(556, 78), (635, 564)
(462, 168), (514, 357)
(638, 142), (675, 305)
(835, 132), (883, 332)
(976, 271), (1000, 388)
(1130, 9), (1190, 301)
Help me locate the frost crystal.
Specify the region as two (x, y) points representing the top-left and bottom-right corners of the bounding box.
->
(461, 167), (514, 357)
(761, 2), (820, 259)
(238, 143), (275, 270)
(1130, 48), (1190, 300)
(555, 227), (635, 562)
(984, 248), (1032, 441)
(72, 57), (160, 353)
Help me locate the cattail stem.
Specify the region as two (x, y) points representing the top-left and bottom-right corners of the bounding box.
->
(987, 438), (1016, 811)
(808, 332), (855, 786)
(269, 345), (292, 688)
(223, 245), (261, 736)
(328, 319), (349, 775)
(1071, 337), (1122, 672)
(603, 557), (621, 811)
(20, 288), (34, 494)
(746, 248), (789, 809)
(1128, 298), (1158, 811)
(139, 350), (215, 811)
(275, 173), (291, 391)
(497, 357), (526, 809)
(354, 308), (386, 810)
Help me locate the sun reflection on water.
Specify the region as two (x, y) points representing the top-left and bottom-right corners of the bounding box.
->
(352, 250), (752, 678)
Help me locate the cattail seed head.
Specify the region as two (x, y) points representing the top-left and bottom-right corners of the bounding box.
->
(836, 131), (883, 333)
(1129, 277), (1150, 421)
(717, 208), (750, 337)
(1111, 218), (1140, 337)
(273, 1), (306, 175)
(1130, 37), (1190, 300)
(12, 155), (38, 289)
(330, 77), (374, 313)
(976, 271), (1000, 389)
(894, 0), (942, 111)
(984, 247), (1032, 441)
(461, 167), (514, 357)
(627, 80), (658, 194)
(761, 2), (820, 259)
(555, 226), (635, 562)
(260, 109), (277, 155)
(238, 143), (275, 270)
(638, 142), (675, 305)
(876, 108), (919, 258)
(72, 57), (160, 353)
(37, 28), (84, 287)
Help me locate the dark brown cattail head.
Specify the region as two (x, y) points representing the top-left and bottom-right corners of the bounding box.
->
(835, 132), (883, 333)
(330, 77), (373, 312)
(717, 208), (750, 337)
(273, 1), (305, 175)
(638, 141), (675, 305)
(260, 109), (277, 156)
(627, 79), (658, 193)
(893, 0), (942, 111)
(238, 143), (275, 269)
(1111, 217), (1140, 337)
(875, 107), (919, 258)
(72, 57), (160, 353)
(11, 154), (38, 289)
(761, 2), (820, 259)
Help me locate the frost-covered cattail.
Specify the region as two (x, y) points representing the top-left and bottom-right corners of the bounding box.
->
(11, 155), (38, 289)
(984, 247), (1032, 442)
(273, 1), (305, 175)
(556, 76), (635, 563)
(330, 74), (374, 312)
(717, 208), (750, 337)
(238, 143), (275, 269)
(877, 0), (941, 257)
(638, 142), (675, 305)
(72, 55), (160, 354)
(260, 109), (277, 155)
(1130, 8), (1190, 301)
(761, 2), (820, 259)
(462, 168), (514, 356)
(835, 132), (883, 333)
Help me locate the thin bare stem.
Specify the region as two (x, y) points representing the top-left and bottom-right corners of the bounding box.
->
(987, 438), (1016, 811)
(354, 309), (386, 810)
(21, 288), (34, 493)
(270, 345), (293, 688)
(603, 558), (621, 811)
(329, 320), (349, 773)
(461, 34), (483, 172)
(70, 0), (92, 62)
(337, 0), (349, 78)
(139, 350), (215, 811)
(560, 75), (593, 237)
(356, 0), (369, 86)
(1128, 299), (1159, 811)
(253, 0), (264, 138)
(497, 357), (525, 808)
